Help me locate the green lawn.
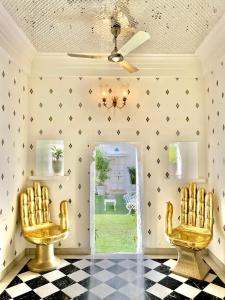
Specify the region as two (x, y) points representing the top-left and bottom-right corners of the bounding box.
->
(95, 195), (137, 253)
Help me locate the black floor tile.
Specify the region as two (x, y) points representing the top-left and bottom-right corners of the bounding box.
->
(159, 276), (182, 290)
(144, 291), (161, 300)
(74, 291), (101, 300)
(186, 278), (209, 290)
(107, 264), (126, 274)
(0, 291), (11, 300)
(154, 264), (171, 275)
(65, 259), (82, 264)
(14, 291), (41, 299)
(59, 264), (79, 275)
(79, 277), (101, 289)
(82, 265), (103, 275)
(7, 276), (23, 288)
(105, 276), (128, 289)
(194, 291), (221, 299)
(52, 276), (75, 289)
(164, 291), (190, 299)
(212, 277), (225, 288)
(44, 290), (71, 300)
(104, 291), (130, 300)
(26, 275), (49, 289)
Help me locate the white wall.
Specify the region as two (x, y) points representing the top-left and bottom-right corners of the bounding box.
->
(0, 46), (29, 273)
(204, 55), (225, 264)
(28, 75), (206, 251)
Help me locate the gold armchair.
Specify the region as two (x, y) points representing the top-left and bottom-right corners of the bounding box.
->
(20, 182), (69, 272)
(165, 183), (213, 280)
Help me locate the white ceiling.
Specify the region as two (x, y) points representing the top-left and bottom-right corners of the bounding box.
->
(1, 0), (225, 54)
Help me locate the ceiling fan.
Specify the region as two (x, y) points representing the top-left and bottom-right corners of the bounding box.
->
(67, 22), (150, 73)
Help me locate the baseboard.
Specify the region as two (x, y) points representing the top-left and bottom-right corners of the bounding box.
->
(0, 250), (25, 281)
(207, 250), (225, 272)
(25, 247), (91, 256)
(144, 247), (177, 256)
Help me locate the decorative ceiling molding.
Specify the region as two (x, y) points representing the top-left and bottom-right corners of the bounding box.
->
(31, 53), (202, 77)
(196, 11), (225, 74)
(0, 3), (36, 74)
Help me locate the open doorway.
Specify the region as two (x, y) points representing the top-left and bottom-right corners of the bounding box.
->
(90, 142), (143, 254)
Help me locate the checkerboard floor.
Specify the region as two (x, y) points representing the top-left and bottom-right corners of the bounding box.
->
(1, 257), (225, 299)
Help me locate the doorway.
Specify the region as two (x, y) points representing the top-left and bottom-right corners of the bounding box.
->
(90, 142), (143, 254)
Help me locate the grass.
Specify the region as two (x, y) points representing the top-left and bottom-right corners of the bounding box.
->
(95, 195), (137, 253)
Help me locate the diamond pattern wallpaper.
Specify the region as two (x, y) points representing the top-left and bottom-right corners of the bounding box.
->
(0, 47), (29, 273)
(28, 75), (206, 251)
(205, 54), (225, 265)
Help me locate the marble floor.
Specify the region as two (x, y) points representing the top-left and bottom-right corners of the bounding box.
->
(0, 256), (225, 299)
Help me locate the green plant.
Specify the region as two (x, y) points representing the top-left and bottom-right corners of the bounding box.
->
(51, 146), (63, 160)
(128, 166), (136, 184)
(95, 149), (111, 185)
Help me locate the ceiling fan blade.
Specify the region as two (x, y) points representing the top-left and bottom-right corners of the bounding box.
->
(119, 31), (150, 56)
(67, 53), (104, 59)
(118, 60), (139, 73)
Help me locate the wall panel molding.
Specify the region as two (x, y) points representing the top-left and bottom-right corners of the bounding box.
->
(0, 3), (36, 74)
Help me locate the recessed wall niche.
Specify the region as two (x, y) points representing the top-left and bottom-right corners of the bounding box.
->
(36, 140), (64, 176)
(169, 142), (198, 181)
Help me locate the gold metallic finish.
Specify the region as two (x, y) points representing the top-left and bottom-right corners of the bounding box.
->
(165, 183), (213, 280)
(20, 181), (69, 272)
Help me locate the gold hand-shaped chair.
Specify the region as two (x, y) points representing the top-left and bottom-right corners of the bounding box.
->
(20, 182), (69, 272)
(165, 183), (213, 280)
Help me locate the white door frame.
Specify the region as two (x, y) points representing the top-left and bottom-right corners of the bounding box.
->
(89, 141), (144, 255)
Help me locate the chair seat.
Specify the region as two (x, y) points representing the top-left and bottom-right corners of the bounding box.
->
(168, 225), (211, 250)
(24, 223), (69, 245)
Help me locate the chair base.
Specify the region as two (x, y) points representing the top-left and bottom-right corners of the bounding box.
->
(172, 246), (210, 280)
(28, 244), (61, 273)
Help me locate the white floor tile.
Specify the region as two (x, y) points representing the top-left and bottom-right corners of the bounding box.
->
(90, 283), (115, 298)
(17, 271), (40, 282)
(143, 259), (161, 269)
(204, 273), (217, 283)
(163, 259), (177, 269)
(34, 283), (59, 298)
(168, 272), (188, 283)
(93, 270), (115, 282)
(68, 270), (90, 282)
(73, 259), (92, 269)
(63, 283), (87, 298)
(118, 259), (137, 269)
(43, 270), (65, 282)
(57, 259), (70, 269)
(147, 283), (172, 298)
(6, 283), (31, 298)
(144, 270), (166, 282)
(119, 283), (143, 299)
(95, 259), (115, 269)
(119, 270), (138, 282)
(204, 283), (225, 298)
(175, 283), (201, 298)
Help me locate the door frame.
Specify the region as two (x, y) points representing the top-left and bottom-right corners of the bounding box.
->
(89, 141), (144, 255)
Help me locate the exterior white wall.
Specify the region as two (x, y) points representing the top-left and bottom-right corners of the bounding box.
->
(98, 143), (136, 194)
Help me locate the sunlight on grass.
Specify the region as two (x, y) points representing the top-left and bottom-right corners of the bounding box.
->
(95, 195), (137, 253)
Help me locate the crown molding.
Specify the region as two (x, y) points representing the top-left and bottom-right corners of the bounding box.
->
(31, 53), (202, 77)
(195, 11), (225, 74)
(0, 3), (36, 75)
